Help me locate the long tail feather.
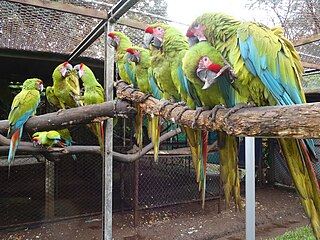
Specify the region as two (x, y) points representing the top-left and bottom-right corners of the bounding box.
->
(8, 127), (23, 177)
(201, 130), (208, 208)
(279, 138), (320, 238)
(219, 132), (242, 211)
(135, 104), (143, 151)
(150, 116), (160, 162)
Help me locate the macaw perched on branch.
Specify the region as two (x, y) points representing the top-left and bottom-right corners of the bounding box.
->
(144, 23), (209, 204)
(187, 12), (320, 237)
(7, 78), (43, 173)
(126, 46), (163, 155)
(74, 63), (105, 156)
(32, 130), (65, 147)
(182, 41), (242, 211)
(48, 62), (82, 109)
(107, 31), (137, 88)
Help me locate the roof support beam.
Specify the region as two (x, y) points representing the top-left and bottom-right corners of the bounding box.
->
(293, 33), (320, 47)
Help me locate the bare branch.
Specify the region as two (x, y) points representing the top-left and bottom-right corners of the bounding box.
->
(0, 128), (182, 163)
(115, 81), (320, 139)
(0, 100), (136, 134)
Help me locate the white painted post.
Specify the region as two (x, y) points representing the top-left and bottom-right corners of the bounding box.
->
(245, 137), (255, 240)
(103, 22), (114, 240)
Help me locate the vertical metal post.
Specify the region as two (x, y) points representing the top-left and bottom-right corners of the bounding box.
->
(245, 137), (255, 240)
(45, 159), (55, 219)
(103, 21), (114, 240)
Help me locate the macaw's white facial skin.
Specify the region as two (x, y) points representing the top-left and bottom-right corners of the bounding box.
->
(59, 62), (73, 77)
(126, 48), (141, 64)
(143, 26), (165, 49)
(107, 33), (120, 49)
(186, 24), (207, 46)
(197, 56), (223, 89)
(73, 64), (86, 78)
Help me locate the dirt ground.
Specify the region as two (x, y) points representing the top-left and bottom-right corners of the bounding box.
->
(1, 186), (311, 240)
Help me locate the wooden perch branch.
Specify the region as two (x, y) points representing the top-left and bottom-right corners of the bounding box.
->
(0, 128), (182, 163)
(0, 100), (136, 134)
(115, 80), (320, 139)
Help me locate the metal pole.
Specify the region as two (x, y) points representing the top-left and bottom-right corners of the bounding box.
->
(103, 22), (114, 240)
(245, 137), (255, 240)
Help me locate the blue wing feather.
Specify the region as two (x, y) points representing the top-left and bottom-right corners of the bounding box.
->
(124, 62), (138, 88)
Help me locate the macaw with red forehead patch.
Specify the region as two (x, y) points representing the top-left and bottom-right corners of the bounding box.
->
(74, 63), (105, 156)
(182, 41), (242, 211)
(187, 12), (320, 237)
(7, 78), (43, 173)
(107, 32), (137, 88)
(143, 23), (212, 206)
(126, 46), (162, 156)
(47, 62), (82, 109)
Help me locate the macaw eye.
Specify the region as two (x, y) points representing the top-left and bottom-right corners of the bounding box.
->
(194, 24), (200, 29)
(203, 57), (208, 62)
(157, 27), (162, 31)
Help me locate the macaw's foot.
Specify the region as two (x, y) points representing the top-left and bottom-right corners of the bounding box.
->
(114, 79), (127, 87)
(223, 103), (253, 125)
(142, 93), (153, 102)
(119, 84), (133, 94)
(192, 106), (210, 128)
(175, 106), (190, 122)
(158, 99), (173, 114)
(57, 109), (64, 115)
(208, 104), (226, 125)
(127, 87), (139, 96)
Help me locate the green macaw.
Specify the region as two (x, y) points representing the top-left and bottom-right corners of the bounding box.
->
(182, 41), (242, 211)
(7, 78), (43, 172)
(187, 12), (320, 238)
(144, 23), (208, 202)
(74, 63), (105, 156)
(107, 31), (137, 88)
(32, 130), (64, 147)
(49, 62), (82, 109)
(33, 128), (77, 160)
(125, 46), (163, 157)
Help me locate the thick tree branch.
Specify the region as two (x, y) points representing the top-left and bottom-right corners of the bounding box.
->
(0, 100), (136, 134)
(0, 128), (182, 163)
(115, 81), (320, 139)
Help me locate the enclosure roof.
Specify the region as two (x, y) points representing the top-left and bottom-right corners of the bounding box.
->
(0, 0), (319, 73)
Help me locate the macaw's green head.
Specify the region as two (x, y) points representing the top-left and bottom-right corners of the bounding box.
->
(73, 63), (95, 83)
(186, 12), (237, 46)
(143, 23), (167, 50)
(183, 41), (224, 89)
(53, 62), (73, 80)
(107, 31), (131, 50)
(22, 78), (44, 92)
(126, 47), (141, 64)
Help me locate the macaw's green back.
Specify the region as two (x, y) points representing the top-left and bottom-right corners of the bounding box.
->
(182, 41), (242, 211)
(8, 78), (43, 172)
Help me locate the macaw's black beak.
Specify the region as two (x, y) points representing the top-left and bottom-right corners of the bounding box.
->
(196, 69), (219, 90)
(126, 52), (138, 63)
(143, 32), (154, 49)
(107, 37), (118, 49)
(188, 35), (199, 47)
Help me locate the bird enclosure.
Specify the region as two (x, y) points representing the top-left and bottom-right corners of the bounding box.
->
(0, 0), (320, 237)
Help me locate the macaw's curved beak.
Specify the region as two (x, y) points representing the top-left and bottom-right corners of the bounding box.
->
(73, 64), (85, 78)
(126, 52), (138, 63)
(188, 35), (199, 47)
(197, 69), (219, 90)
(60, 63), (73, 78)
(143, 32), (154, 49)
(107, 36), (118, 49)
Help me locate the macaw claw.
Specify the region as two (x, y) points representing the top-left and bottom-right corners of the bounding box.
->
(208, 104), (226, 125)
(223, 103), (253, 126)
(192, 107), (209, 128)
